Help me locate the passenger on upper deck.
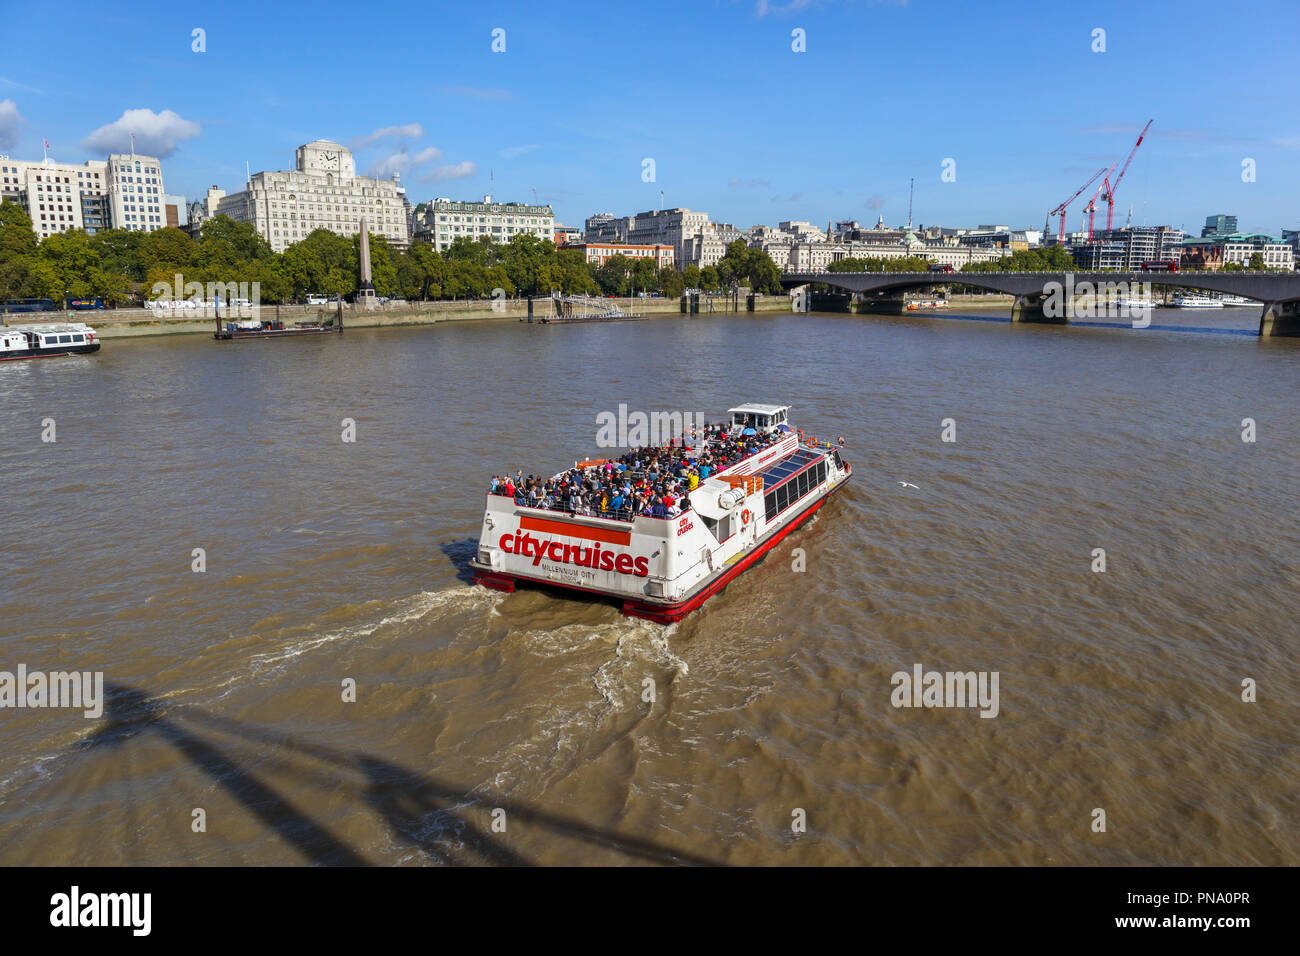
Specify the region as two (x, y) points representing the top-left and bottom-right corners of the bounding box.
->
(488, 422), (783, 523)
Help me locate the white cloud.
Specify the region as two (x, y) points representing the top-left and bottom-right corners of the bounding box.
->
(440, 86), (514, 100)
(350, 123), (424, 150)
(81, 108), (201, 157)
(421, 161), (477, 183)
(365, 146), (443, 178)
(757, 0), (906, 14)
(0, 77), (43, 95)
(756, 0), (816, 14)
(0, 99), (24, 150)
(501, 144), (539, 158)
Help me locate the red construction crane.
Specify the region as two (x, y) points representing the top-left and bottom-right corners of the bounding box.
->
(1084, 163), (1117, 240)
(1050, 167), (1108, 243)
(1102, 119), (1152, 231)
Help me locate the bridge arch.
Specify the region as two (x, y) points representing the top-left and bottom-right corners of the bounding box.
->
(778, 270), (1300, 335)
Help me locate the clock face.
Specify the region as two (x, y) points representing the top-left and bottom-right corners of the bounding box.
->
(317, 151), (338, 170)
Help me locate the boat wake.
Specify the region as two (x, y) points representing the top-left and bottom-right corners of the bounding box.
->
(242, 587), (501, 679)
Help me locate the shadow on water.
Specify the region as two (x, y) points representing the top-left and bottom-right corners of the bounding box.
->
(438, 537), (479, 585)
(79, 682), (722, 867)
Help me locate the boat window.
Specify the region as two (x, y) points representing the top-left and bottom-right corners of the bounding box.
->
(71, 335), (84, 343)
(59, 334), (73, 343)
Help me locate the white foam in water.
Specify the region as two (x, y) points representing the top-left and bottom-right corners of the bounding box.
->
(0, 587), (508, 804)
(0, 752), (62, 806)
(591, 621), (686, 710)
(248, 587), (500, 673)
(474, 618), (689, 798)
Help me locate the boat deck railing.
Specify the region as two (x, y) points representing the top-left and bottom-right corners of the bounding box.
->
(489, 433), (790, 524)
(488, 494), (685, 524)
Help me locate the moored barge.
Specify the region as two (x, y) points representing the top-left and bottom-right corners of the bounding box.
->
(214, 315), (343, 339)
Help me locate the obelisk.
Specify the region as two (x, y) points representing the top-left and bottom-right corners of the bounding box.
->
(358, 216), (377, 310)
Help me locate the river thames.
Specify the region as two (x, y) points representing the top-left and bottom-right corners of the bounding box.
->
(0, 309), (1296, 865)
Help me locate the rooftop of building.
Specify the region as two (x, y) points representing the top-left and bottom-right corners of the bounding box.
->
(1182, 233), (1286, 245)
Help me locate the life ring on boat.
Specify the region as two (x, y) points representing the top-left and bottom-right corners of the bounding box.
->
(741, 509), (752, 526)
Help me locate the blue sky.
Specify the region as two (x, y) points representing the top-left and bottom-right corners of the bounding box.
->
(1, 0), (1297, 235)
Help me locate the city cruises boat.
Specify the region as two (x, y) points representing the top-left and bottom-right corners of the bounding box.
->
(1170, 294), (1224, 309)
(905, 297), (949, 311)
(0, 323), (100, 361)
(470, 404), (852, 622)
(1220, 295), (1252, 307)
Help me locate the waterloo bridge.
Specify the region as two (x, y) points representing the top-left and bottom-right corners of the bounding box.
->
(778, 270), (1300, 336)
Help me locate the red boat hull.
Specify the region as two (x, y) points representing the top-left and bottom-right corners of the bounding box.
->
(472, 491), (832, 623)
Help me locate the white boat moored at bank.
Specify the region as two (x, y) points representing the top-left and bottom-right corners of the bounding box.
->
(0, 323), (101, 361)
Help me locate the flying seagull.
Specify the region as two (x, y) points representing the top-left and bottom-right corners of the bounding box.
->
(897, 481), (920, 489)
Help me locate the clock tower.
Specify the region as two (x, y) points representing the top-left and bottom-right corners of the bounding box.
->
(295, 140), (355, 177)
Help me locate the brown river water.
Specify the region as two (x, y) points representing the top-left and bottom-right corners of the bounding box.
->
(0, 308), (1296, 865)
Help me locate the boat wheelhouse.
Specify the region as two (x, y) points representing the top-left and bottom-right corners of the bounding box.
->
(470, 404), (851, 622)
(0, 323), (101, 361)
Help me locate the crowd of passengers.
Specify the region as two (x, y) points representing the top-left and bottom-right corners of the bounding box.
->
(488, 421), (784, 520)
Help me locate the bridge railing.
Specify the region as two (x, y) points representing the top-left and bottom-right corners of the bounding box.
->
(782, 269), (1298, 277)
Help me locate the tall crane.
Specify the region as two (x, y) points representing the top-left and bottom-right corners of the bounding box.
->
(1101, 119), (1152, 231)
(1050, 167), (1108, 243)
(1083, 163), (1117, 241)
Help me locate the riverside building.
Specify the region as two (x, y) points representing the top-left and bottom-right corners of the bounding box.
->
(1070, 226), (1186, 270)
(1201, 214), (1238, 237)
(583, 207), (732, 269)
(784, 232), (1011, 271)
(1179, 233), (1294, 271)
(105, 153), (167, 234)
(216, 140), (411, 253)
(0, 152), (166, 238)
(563, 242), (675, 268)
(411, 195), (553, 253)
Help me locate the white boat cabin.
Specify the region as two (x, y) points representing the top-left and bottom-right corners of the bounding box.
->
(1, 323), (96, 352)
(727, 403), (791, 436)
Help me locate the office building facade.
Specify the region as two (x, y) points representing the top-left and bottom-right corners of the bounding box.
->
(411, 195), (553, 253)
(0, 152), (166, 239)
(217, 140), (411, 253)
(1071, 226), (1186, 270)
